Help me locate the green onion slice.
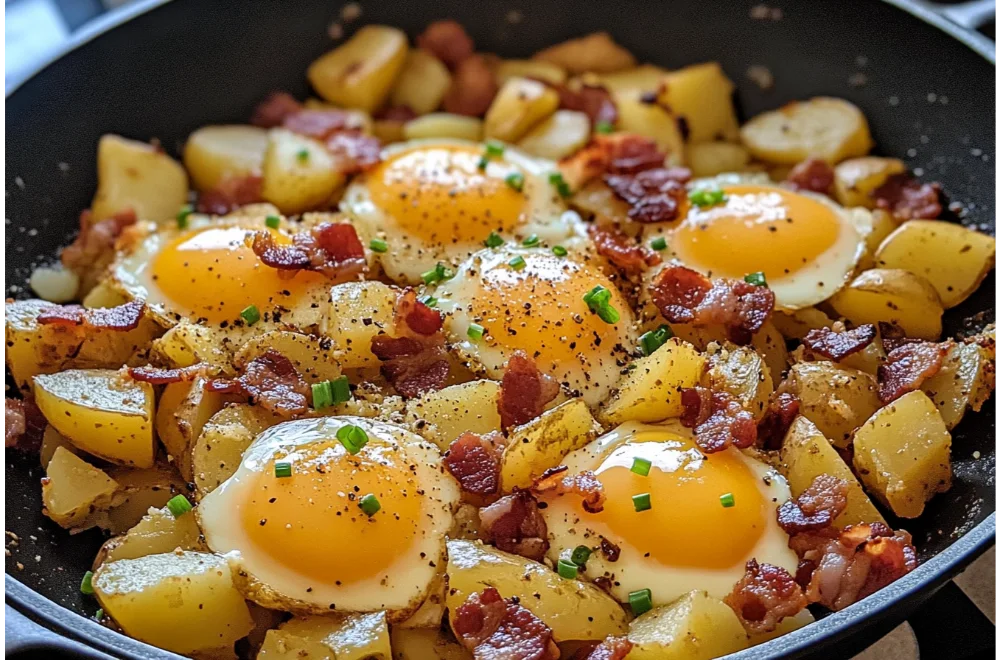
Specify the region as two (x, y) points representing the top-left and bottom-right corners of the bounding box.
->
(649, 236), (667, 251)
(632, 492), (652, 512)
(485, 232), (505, 248)
(80, 571), (95, 595)
(508, 255), (526, 271)
(629, 588), (653, 616)
(369, 238), (389, 253)
(337, 425), (369, 454)
(557, 558), (579, 579)
(720, 492), (736, 508)
(552, 245), (568, 257)
(631, 457), (652, 477)
(358, 493), (381, 516)
(505, 172), (525, 192)
(570, 545), (592, 566)
(240, 305), (261, 326)
(468, 323), (485, 340)
(744, 271), (768, 288)
(274, 461), (292, 478)
(166, 494), (193, 517)
(265, 215), (280, 229)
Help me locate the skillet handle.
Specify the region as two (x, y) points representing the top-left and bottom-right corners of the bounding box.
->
(907, 580), (995, 658)
(5, 604), (116, 659)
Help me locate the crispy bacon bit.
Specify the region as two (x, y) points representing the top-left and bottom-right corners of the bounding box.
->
(205, 350), (309, 417)
(416, 20), (475, 69)
(600, 537), (621, 563)
(251, 222), (367, 280)
(777, 475), (849, 534)
(604, 168), (690, 223)
(802, 324), (877, 361)
(36, 300), (145, 332)
(445, 431), (504, 500)
(5, 398), (45, 451)
(873, 174), (942, 221)
(532, 466), (606, 513)
(196, 175), (265, 215)
(570, 637), (634, 660)
(588, 225), (661, 276)
(442, 54), (498, 117)
(784, 159), (835, 195)
(606, 136), (670, 175)
(557, 84), (618, 126)
(128, 364), (208, 385)
(250, 91), (302, 128)
(374, 105), (418, 122)
(877, 341), (948, 404)
(479, 490), (549, 561)
(724, 559), (808, 634)
(649, 266), (775, 344)
(757, 392), (800, 450)
(498, 351), (560, 430)
(453, 587), (559, 660)
(878, 322), (919, 354)
(325, 131), (383, 174)
(61, 208), (137, 276)
(680, 387), (757, 453)
(790, 522), (917, 611)
(371, 290), (450, 398)
(283, 109), (355, 139)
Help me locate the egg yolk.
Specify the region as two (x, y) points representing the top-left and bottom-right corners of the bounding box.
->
(241, 440), (423, 586)
(672, 185), (842, 283)
(365, 146), (530, 245)
(551, 429), (766, 569)
(150, 226), (324, 324)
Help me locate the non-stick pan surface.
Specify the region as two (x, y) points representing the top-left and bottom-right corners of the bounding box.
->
(5, 1), (995, 658)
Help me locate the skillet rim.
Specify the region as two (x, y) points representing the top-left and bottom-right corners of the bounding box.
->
(4, 1), (996, 658)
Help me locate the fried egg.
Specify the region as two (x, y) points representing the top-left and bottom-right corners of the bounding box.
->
(541, 421), (798, 606)
(198, 416), (459, 618)
(434, 245), (637, 407)
(342, 139), (581, 284)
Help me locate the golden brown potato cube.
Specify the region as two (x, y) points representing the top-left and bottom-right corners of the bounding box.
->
(501, 399), (602, 490)
(705, 344), (773, 419)
(532, 32), (636, 74)
(829, 268), (944, 340)
(322, 281), (399, 369)
(779, 362), (881, 448)
(258, 631), (334, 659)
(93, 551), (254, 656)
(278, 612), (391, 660)
(687, 142), (751, 177)
(495, 59), (567, 86)
(261, 128), (345, 215)
(155, 377), (227, 480)
(615, 96), (685, 164)
(403, 113), (484, 142)
(921, 340), (993, 429)
(234, 330), (342, 384)
(588, 64), (669, 100)
(390, 49), (452, 115)
(151, 322), (234, 371)
(183, 125), (268, 192)
(853, 390), (951, 518)
(833, 157), (906, 208)
(780, 416), (885, 527)
(874, 219), (996, 309)
(91, 134), (189, 223)
(852, 208), (899, 271)
(390, 628), (471, 660)
(657, 63), (739, 143)
(307, 25), (408, 112)
(740, 97), (873, 164)
(96, 504), (204, 565)
(517, 110), (591, 160)
(627, 590), (749, 660)
(483, 76), (560, 143)
(771, 308), (833, 341)
(404, 380), (502, 452)
(193, 404), (280, 498)
(42, 447), (118, 529)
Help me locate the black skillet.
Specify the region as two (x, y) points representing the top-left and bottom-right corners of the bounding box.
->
(4, 1), (996, 658)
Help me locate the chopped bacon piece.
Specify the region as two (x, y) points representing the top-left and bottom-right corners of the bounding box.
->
(873, 174), (942, 221)
(777, 475), (849, 534)
(757, 392), (800, 450)
(445, 431), (504, 500)
(479, 490), (549, 561)
(588, 224), (661, 276)
(370, 290), (450, 398)
(878, 322), (920, 354)
(497, 351), (560, 430)
(600, 537), (621, 562)
(877, 341), (948, 404)
(374, 105), (418, 122)
(282, 109), (356, 139)
(251, 222), (367, 280)
(36, 300), (145, 332)
(604, 167), (690, 223)
(802, 324), (877, 361)
(606, 136), (670, 175)
(205, 350), (309, 417)
(532, 466), (606, 513)
(453, 587), (559, 660)
(61, 208), (137, 277)
(649, 266), (775, 344)
(416, 20), (474, 69)
(128, 364), (209, 384)
(250, 91), (302, 128)
(196, 175), (265, 215)
(399, 292), (444, 336)
(557, 84), (618, 126)
(325, 131), (382, 174)
(784, 159), (835, 195)
(442, 54), (498, 117)
(724, 559), (808, 634)
(570, 637), (634, 660)
(5, 398), (45, 451)
(680, 387), (757, 453)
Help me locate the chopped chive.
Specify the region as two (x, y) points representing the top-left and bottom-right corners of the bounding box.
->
(744, 271), (768, 288)
(688, 187), (727, 208)
(312, 381), (334, 410)
(485, 141), (505, 157)
(596, 305), (620, 324)
(552, 245), (568, 257)
(631, 457), (652, 477)
(330, 375), (352, 405)
(296, 148), (310, 163)
(358, 493), (381, 516)
(595, 120), (615, 134)
(485, 232), (505, 248)
(418, 294), (438, 308)
(583, 285), (620, 324)
(369, 238), (389, 253)
(522, 234), (540, 247)
(505, 172), (525, 192)
(421, 262), (454, 284)
(176, 205), (192, 229)
(94, 608), (104, 622)
(629, 588), (653, 616)
(240, 304), (260, 326)
(80, 571), (95, 595)
(570, 545), (592, 566)
(649, 236), (667, 251)
(720, 492), (736, 508)
(557, 559), (579, 579)
(337, 424), (369, 454)
(548, 172), (572, 198)
(632, 492), (652, 512)
(508, 255), (526, 271)
(166, 494), (193, 517)
(638, 324), (674, 356)
(468, 323), (485, 340)
(265, 215), (281, 229)
(477, 156), (489, 171)
(274, 461), (292, 478)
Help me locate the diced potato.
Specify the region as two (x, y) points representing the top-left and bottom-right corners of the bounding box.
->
(96, 505), (204, 564)
(853, 391), (951, 518)
(279, 613), (391, 660)
(390, 628), (471, 660)
(404, 380), (502, 452)
(532, 32), (637, 74)
(307, 25), (408, 112)
(245, 605), (287, 659)
(740, 97), (874, 164)
(193, 404), (280, 497)
(779, 416), (885, 527)
(501, 399), (602, 490)
(748, 609), (815, 647)
(446, 540), (629, 642)
(390, 50), (452, 115)
(258, 631), (334, 659)
(183, 125), (268, 192)
(588, 64), (669, 99)
(82, 281), (130, 309)
(656, 63), (739, 143)
(93, 551), (254, 656)
(627, 590), (749, 660)
(496, 59), (567, 86)
(103, 466), (187, 535)
(833, 157), (906, 208)
(34, 369), (155, 468)
(829, 268), (944, 340)
(705, 344), (773, 419)
(152, 322), (234, 372)
(234, 330), (342, 384)
(28, 265), (79, 303)
(91, 134), (189, 223)
(852, 208), (898, 271)
(261, 129), (344, 215)
(600, 338), (707, 426)
(668, 321), (788, 383)
(615, 96), (685, 164)
(322, 281), (399, 369)
(687, 141), (751, 177)
(396, 570), (447, 629)
(921, 341), (994, 430)
(155, 377), (227, 480)
(40, 425), (79, 468)
(838, 338), (886, 377)
(403, 113), (484, 142)
(484, 77), (560, 143)
(517, 110), (591, 160)
(41, 447), (118, 529)
(771, 308), (833, 341)
(874, 219), (996, 309)
(778, 362), (881, 448)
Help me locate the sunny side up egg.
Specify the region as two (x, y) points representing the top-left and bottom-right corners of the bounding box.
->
(541, 421), (798, 606)
(198, 416), (459, 618)
(342, 139), (581, 284)
(434, 245), (637, 407)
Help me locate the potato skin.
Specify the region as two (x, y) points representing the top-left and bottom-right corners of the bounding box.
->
(501, 399), (602, 490)
(91, 134), (189, 224)
(483, 76), (560, 143)
(307, 25), (408, 112)
(778, 362), (881, 448)
(41, 446), (118, 530)
(656, 63), (739, 143)
(740, 97), (873, 164)
(627, 590), (749, 660)
(183, 125), (268, 192)
(829, 268), (944, 340)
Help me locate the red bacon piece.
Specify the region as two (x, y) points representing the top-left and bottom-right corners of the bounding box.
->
(877, 322), (919, 354)
(128, 364), (209, 385)
(416, 20), (475, 69)
(36, 300), (145, 332)
(570, 637), (634, 660)
(370, 290), (450, 398)
(442, 54), (498, 117)
(873, 174), (942, 221)
(605, 167), (691, 223)
(877, 341), (948, 404)
(5, 398), (45, 451)
(802, 324), (877, 361)
(757, 392), (800, 450)
(205, 350), (309, 417)
(282, 109), (355, 139)
(250, 91), (302, 128)
(196, 175), (265, 215)
(557, 84), (618, 126)
(679, 387), (757, 453)
(724, 559), (808, 634)
(588, 225), (661, 276)
(479, 490), (550, 561)
(498, 351), (560, 430)
(325, 131), (382, 174)
(445, 431), (504, 500)
(251, 222), (367, 280)
(784, 158), (835, 195)
(777, 474), (849, 534)
(61, 208), (137, 275)
(453, 587), (559, 660)
(374, 106), (418, 122)
(532, 465), (606, 513)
